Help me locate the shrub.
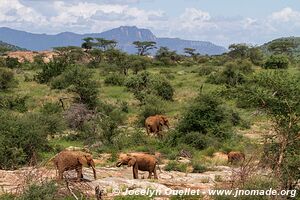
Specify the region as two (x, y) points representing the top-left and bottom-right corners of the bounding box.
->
(51, 66), (99, 108)
(36, 58), (68, 83)
(81, 103), (125, 145)
(5, 57), (20, 69)
(197, 66), (216, 76)
(50, 74), (68, 89)
(172, 93), (236, 150)
(64, 103), (93, 130)
(113, 130), (149, 150)
(20, 181), (58, 200)
(164, 161), (188, 172)
(0, 67), (17, 90)
(119, 101), (129, 113)
(178, 93), (232, 136)
(192, 162), (207, 173)
(125, 71), (174, 101)
(207, 61), (252, 86)
(160, 69), (175, 80)
(263, 55), (289, 69)
(104, 73), (126, 86)
(39, 102), (66, 136)
(0, 112), (49, 169)
(0, 95), (28, 112)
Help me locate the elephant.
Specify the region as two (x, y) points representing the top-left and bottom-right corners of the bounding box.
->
(116, 153), (159, 179)
(227, 151), (245, 164)
(53, 150), (97, 181)
(145, 115), (169, 137)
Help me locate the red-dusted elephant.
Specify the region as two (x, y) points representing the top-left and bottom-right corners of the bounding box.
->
(145, 115), (169, 137)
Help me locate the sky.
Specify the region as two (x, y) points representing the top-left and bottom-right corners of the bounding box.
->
(0, 0), (300, 47)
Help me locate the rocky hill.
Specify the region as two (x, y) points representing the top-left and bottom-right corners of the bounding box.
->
(0, 26), (227, 55)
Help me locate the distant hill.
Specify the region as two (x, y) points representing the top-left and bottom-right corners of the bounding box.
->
(0, 40), (25, 52)
(260, 37), (300, 56)
(0, 26), (227, 55)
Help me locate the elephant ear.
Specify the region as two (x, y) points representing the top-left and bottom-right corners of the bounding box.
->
(128, 157), (136, 167)
(78, 155), (88, 166)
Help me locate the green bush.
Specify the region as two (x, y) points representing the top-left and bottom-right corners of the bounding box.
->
(20, 181), (58, 200)
(51, 66), (99, 108)
(119, 101), (129, 113)
(0, 112), (49, 169)
(36, 58), (68, 83)
(0, 95), (28, 112)
(0, 67), (17, 90)
(81, 104), (125, 145)
(197, 66), (216, 76)
(113, 130), (149, 150)
(192, 162), (208, 173)
(104, 73), (126, 86)
(50, 74), (68, 89)
(160, 69), (175, 80)
(5, 57), (20, 69)
(264, 55), (289, 69)
(170, 93), (236, 150)
(39, 103), (66, 136)
(207, 61), (253, 87)
(165, 161), (188, 172)
(125, 71), (174, 101)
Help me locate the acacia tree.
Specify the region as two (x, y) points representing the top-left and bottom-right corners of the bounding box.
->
(237, 71), (300, 190)
(81, 37), (94, 50)
(228, 43), (249, 59)
(268, 40), (297, 56)
(133, 41), (156, 56)
(184, 48), (197, 57)
(155, 47), (181, 65)
(95, 38), (117, 50)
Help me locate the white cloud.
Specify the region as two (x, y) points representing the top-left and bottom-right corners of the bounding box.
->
(0, 0), (46, 24)
(270, 7), (300, 22)
(1, 1), (300, 46)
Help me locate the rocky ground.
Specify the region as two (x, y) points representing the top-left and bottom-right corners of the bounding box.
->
(0, 159), (235, 199)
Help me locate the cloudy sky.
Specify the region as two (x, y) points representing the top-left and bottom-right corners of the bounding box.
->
(0, 0), (299, 47)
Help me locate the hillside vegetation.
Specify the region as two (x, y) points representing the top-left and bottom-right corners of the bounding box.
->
(0, 40), (25, 54)
(0, 39), (299, 199)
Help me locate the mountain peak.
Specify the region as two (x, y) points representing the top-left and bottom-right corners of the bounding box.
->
(100, 26), (157, 42)
(0, 26), (227, 55)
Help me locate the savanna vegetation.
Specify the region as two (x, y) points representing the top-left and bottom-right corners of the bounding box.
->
(0, 37), (299, 199)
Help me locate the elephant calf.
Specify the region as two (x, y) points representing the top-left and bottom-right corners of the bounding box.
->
(227, 151), (245, 164)
(53, 150), (97, 181)
(116, 153), (159, 179)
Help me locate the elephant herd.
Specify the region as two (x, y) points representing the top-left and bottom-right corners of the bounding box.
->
(52, 115), (245, 182)
(53, 151), (159, 181)
(52, 114), (168, 181)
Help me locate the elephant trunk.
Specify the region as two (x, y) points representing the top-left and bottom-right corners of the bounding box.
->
(91, 164), (97, 179)
(165, 122), (170, 129)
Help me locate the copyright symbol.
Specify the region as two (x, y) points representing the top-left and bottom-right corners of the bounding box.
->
(113, 188), (120, 195)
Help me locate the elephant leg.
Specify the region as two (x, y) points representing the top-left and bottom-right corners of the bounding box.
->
(58, 170), (64, 180)
(147, 171), (152, 179)
(76, 166), (83, 181)
(153, 168), (158, 179)
(133, 165), (138, 179)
